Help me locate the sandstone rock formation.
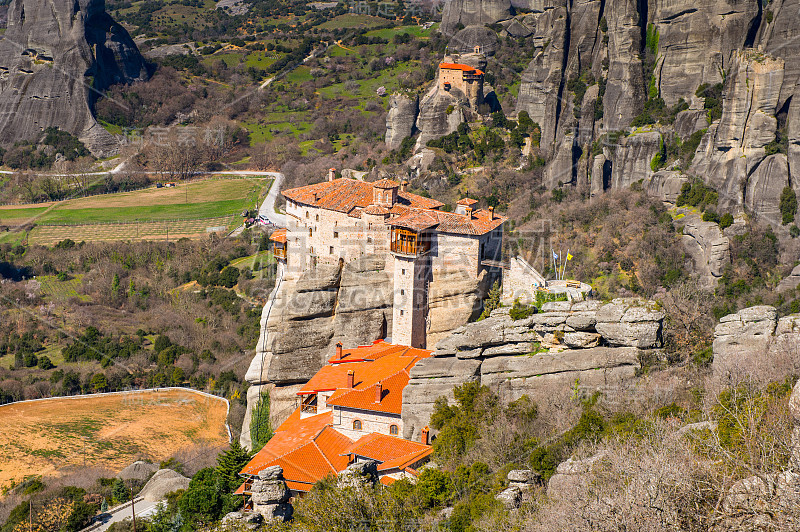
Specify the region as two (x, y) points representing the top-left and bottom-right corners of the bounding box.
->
(0, 0), (148, 156)
(337, 460), (379, 489)
(711, 306), (800, 383)
(385, 93), (418, 150)
(681, 213), (731, 286)
(448, 25), (500, 56)
(117, 460), (158, 483)
(440, 0), (512, 35)
(778, 264), (800, 293)
(402, 299), (664, 441)
(415, 85), (464, 150)
(496, 469), (540, 509)
(138, 469), (190, 502)
(250, 466), (292, 522)
(610, 131), (663, 190)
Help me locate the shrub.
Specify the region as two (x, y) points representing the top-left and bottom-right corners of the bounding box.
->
(509, 299), (536, 320)
(719, 212), (734, 230)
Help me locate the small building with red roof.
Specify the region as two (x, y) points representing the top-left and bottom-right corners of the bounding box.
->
(237, 340), (434, 501)
(438, 62), (484, 105)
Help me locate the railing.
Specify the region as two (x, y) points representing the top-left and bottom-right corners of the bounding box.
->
(274, 246), (287, 260)
(301, 404), (317, 414)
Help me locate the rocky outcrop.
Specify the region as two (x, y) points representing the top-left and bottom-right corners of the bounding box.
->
(117, 460), (158, 483)
(547, 452), (607, 498)
(385, 93), (418, 150)
(138, 469), (190, 502)
(440, 0), (513, 35)
(709, 306), (800, 382)
(497, 469), (540, 509)
(250, 466), (292, 522)
(645, 170), (688, 205)
(337, 460), (378, 489)
(415, 85), (464, 150)
(745, 154), (790, 225)
(402, 299), (663, 441)
(681, 213), (730, 286)
(602, 0), (645, 131)
(651, 0), (759, 106)
(448, 25), (500, 56)
(0, 0), (148, 156)
(514, 6), (568, 156)
(757, 0), (800, 110)
(610, 131), (663, 189)
(691, 51), (785, 212)
(778, 264), (800, 293)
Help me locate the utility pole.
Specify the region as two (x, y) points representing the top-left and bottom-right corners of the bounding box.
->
(29, 500), (32, 532)
(83, 436), (86, 466)
(130, 487), (137, 532)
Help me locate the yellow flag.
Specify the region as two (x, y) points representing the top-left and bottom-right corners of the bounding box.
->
(566, 253), (573, 261)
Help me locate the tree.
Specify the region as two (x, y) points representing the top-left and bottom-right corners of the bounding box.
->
(216, 441), (253, 491)
(101, 498), (109, 513)
(111, 274), (120, 297)
(479, 281), (502, 320)
(219, 266), (240, 288)
(179, 468), (223, 527)
(112, 479), (130, 504)
(250, 390), (273, 452)
(780, 186), (797, 225)
(90, 373), (108, 392)
(38, 356), (55, 370)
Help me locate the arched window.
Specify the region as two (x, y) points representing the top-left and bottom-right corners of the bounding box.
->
(389, 424), (398, 435)
(309, 228), (313, 237)
(316, 214), (319, 221)
(305, 211), (309, 219)
(353, 420), (362, 430)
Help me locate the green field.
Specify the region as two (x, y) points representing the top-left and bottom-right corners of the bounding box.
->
(0, 178), (270, 244)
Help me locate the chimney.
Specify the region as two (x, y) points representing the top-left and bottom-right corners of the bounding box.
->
(374, 381), (382, 403)
(400, 180), (408, 192)
(347, 370), (354, 389)
(335, 342), (342, 360)
(465, 206), (473, 218)
(488, 206), (494, 219)
(328, 168), (336, 182)
(421, 426), (430, 445)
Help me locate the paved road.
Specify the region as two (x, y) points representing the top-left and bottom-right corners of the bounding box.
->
(86, 499), (161, 532)
(258, 172), (286, 227)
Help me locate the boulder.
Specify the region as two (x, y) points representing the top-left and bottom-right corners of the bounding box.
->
(415, 85), (463, 150)
(717, 472), (800, 531)
(138, 469), (190, 502)
(250, 480), (289, 505)
(257, 466), (284, 480)
(338, 460), (378, 488)
(507, 469), (539, 484)
(681, 214), (730, 286)
(221, 511), (263, 530)
(777, 264), (800, 293)
(0, 0), (149, 156)
(594, 299), (664, 348)
(117, 460), (158, 483)
(563, 331), (601, 348)
(547, 453), (606, 499)
(496, 486), (522, 509)
(712, 306), (778, 380)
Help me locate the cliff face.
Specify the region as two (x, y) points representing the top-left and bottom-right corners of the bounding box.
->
(0, 0), (147, 156)
(414, 0), (800, 233)
(402, 299), (665, 442)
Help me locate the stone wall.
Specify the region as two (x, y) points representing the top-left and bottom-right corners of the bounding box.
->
(401, 298), (664, 441)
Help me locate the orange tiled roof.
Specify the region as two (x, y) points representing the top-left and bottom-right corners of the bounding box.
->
(439, 62), (484, 76)
(282, 178), (443, 214)
(270, 228), (287, 243)
(239, 342), (434, 493)
(457, 198), (478, 205)
(346, 433), (432, 471)
(362, 205), (390, 216)
(239, 410), (353, 491)
(388, 207), (506, 236)
(372, 178), (399, 189)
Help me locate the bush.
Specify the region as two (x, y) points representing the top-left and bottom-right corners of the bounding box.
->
(719, 212), (734, 230)
(509, 299), (536, 320)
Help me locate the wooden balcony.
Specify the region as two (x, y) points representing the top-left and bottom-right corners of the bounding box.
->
(301, 394), (317, 414)
(273, 243), (287, 261)
(390, 228), (431, 257)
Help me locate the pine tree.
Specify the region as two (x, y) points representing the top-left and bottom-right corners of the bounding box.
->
(250, 390), (273, 452)
(216, 441), (253, 491)
(111, 274), (120, 296)
(479, 281), (503, 320)
(100, 498), (109, 513)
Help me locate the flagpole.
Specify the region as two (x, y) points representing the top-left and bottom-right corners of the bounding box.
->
(561, 248), (570, 280)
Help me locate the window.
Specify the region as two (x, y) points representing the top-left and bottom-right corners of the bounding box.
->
(353, 420), (362, 430)
(400, 310), (404, 316)
(400, 289), (405, 295)
(401, 269), (406, 275)
(309, 228), (313, 237)
(333, 232), (339, 238)
(367, 237), (373, 243)
(316, 214), (319, 221)
(389, 424), (398, 435)
(329, 246), (334, 254)
(306, 211), (309, 219)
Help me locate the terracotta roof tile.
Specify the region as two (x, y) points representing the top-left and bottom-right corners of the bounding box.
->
(346, 433), (432, 470)
(439, 62), (485, 76)
(388, 207), (506, 236)
(371, 178), (399, 189)
(282, 178), (443, 214)
(362, 205), (390, 215)
(269, 228), (287, 243)
(457, 198), (478, 205)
